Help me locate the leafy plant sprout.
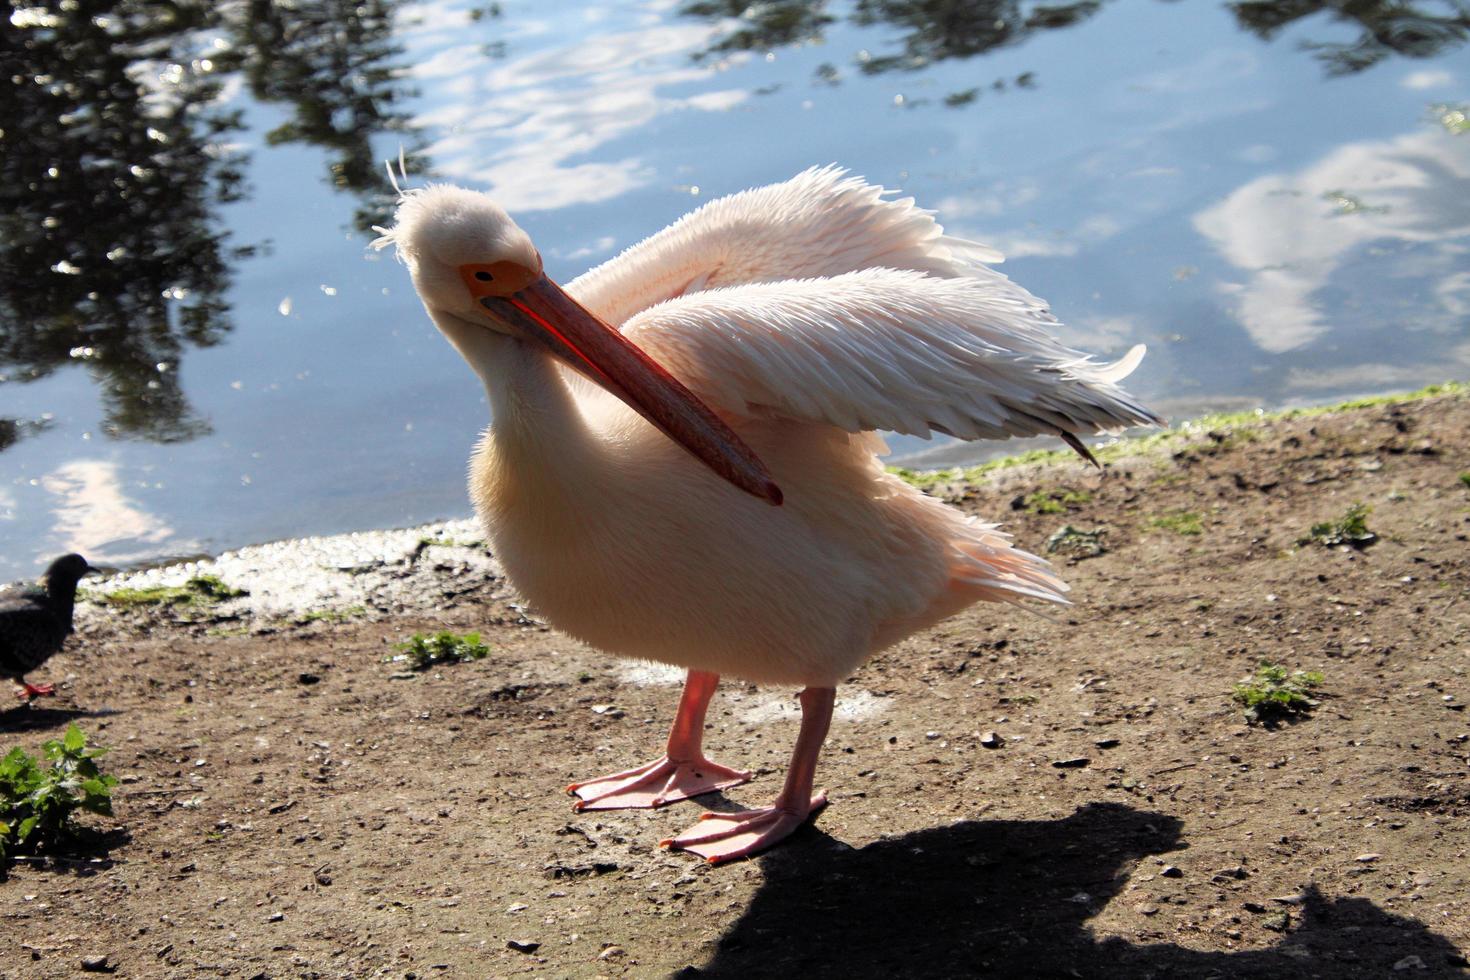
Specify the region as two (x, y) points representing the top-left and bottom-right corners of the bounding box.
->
(1, 725), (117, 862)
(393, 631), (490, 671)
(1232, 663), (1325, 725)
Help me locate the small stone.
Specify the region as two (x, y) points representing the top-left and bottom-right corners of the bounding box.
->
(1134, 903), (1159, 916)
(1271, 893), (1307, 905)
(1354, 853), (1381, 863)
(597, 946), (626, 961)
(80, 956), (114, 973)
(389, 671), (417, 680)
(1393, 955), (1426, 971)
(1242, 901), (1267, 914)
(507, 939), (541, 954)
(1051, 756), (1090, 768)
(979, 731), (1003, 749)
(298, 673), (320, 685)
(1160, 865), (1183, 879)
(506, 903), (528, 914)
(1094, 737), (1120, 749)
(925, 731), (941, 740)
(267, 912), (284, 922)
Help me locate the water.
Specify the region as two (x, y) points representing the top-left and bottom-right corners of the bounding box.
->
(2, 0), (1467, 581)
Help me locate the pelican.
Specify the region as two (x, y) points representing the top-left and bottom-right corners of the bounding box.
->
(378, 166), (1160, 863)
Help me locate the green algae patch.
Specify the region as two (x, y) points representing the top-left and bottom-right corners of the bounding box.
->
(97, 574), (248, 609)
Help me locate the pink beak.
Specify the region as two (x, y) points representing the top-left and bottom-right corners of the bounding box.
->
(472, 273), (783, 507)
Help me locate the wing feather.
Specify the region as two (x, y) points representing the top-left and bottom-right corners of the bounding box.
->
(626, 268), (1162, 442)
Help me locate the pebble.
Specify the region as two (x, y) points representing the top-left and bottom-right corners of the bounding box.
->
(1393, 955), (1426, 971)
(1160, 865), (1183, 879)
(1355, 853), (1381, 863)
(507, 939), (541, 954)
(1094, 737), (1120, 749)
(598, 947), (626, 961)
(979, 731), (1003, 749)
(79, 955), (113, 973)
(1051, 757), (1090, 768)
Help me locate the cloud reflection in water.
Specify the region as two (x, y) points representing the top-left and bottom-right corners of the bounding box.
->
(40, 461), (193, 566)
(405, 14), (747, 210)
(1194, 126), (1470, 353)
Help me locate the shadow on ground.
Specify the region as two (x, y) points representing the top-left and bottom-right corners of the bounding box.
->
(698, 803), (1465, 979)
(0, 704), (116, 734)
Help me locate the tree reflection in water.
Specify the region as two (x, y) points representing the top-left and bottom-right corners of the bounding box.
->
(0, 1), (244, 443)
(0, 0), (423, 450)
(681, 0), (1470, 83)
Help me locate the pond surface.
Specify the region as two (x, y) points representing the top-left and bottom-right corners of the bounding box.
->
(2, 0), (1468, 581)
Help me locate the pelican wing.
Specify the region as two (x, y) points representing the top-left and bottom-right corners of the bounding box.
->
(568, 166), (1011, 325)
(624, 268), (1162, 441)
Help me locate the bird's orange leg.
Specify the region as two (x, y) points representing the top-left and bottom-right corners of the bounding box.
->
(14, 681), (55, 700)
(662, 685), (833, 864)
(567, 669), (752, 810)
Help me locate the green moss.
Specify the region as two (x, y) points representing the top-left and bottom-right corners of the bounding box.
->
(1459, 472), (1470, 489)
(296, 605), (367, 624)
(98, 574), (247, 609)
(1024, 489), (1092, 514)
(888, 381), (1466, 490)
(887, 466), (957, 489)
(1148, 511), (1203, 536)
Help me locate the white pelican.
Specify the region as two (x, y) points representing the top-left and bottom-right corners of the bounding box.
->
(378, 166), (1161, 863)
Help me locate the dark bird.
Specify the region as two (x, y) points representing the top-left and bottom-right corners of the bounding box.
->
(1, 553), (92, 701)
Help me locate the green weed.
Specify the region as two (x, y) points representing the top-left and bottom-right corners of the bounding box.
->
(1300, 502), (1376, 549)
(0, 726), (117, 862)
(1232, 663), (1324, 725)
(395, 631), (490, 671)
(1458, 472), (1470, 489)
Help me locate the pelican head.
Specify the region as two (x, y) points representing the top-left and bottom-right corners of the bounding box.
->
(380, 185), (781, 506)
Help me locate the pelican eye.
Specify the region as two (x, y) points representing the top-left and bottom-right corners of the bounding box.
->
(474, 271), (494, 282)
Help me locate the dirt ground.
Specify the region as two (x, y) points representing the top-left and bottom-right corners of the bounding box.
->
(3, 389), (1469, 979)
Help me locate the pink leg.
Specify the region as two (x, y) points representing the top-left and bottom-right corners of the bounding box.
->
(568, 670), (751, 810)
(663, 685), (834, 864)
(15, 681), (55, 701)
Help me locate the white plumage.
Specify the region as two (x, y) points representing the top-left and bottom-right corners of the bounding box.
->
(382, 165), (1161, 863)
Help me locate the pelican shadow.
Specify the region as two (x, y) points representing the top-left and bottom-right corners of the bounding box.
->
(696, 802), (1465, 978)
